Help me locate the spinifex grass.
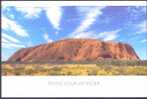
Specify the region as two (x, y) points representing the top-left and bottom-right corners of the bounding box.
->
(2, 63), (147, 75)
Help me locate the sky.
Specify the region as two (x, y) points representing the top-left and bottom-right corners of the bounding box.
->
(1, 6), (147, 61)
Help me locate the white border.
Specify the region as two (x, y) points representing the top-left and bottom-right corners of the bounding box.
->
(2, 76), (147, 97)
(2, 1), (147, 7)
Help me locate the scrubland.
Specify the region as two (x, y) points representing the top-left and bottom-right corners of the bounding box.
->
(2, 62), (147, 75)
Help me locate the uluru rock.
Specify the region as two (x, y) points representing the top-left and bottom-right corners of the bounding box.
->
(7, 39), (140, 62)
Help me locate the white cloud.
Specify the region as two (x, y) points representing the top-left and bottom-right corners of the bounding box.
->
(5, 6), (63, 34)
(15, 7), (42, 18)
(2, 32), (26, 49)
(9, 14), (15, 20)
(2, 32), (20, 44)
(137, 20), (147, 33)
(43, 33), (53, 43)
(2, 7), (15, 20)
(2, 15), (29, 37)
(77, 7), (93, 15)
(70, 31), (97, 39)
(2, 42), (25, 49)
(45, 7), (62, 30)
(127, 6), (146, 21)
(1, 15), (29, 50)
(2, 38), (9, 43)
(97, 29), (120, 41)
(141, 39), (147, 43)
(55, 31), (59, 35)
(69, 29), (120, 41)
(128, 6), (146, 14)
(73, 7), (105, 34)
(27, 41), (33, 47)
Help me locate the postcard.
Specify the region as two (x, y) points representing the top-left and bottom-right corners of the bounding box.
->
(1, 1), (147, 98)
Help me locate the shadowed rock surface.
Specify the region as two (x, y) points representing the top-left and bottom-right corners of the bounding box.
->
(7, 39), (140, 62)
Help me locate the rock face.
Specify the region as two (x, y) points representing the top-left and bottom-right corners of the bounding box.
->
(7, 39), (140, 62)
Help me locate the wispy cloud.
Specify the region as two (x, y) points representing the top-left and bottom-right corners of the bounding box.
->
(127, 6), (146, 21)
(43, 33), (53, 43)
(2, 38), (9, 43)
(2, 32), (20, 44)
(69, 7), (120, 40)
(2, 32), (26, 49)
(141, 39), (147, 43)
(15, 7), (42, 18)
(70, 31), (97, 39)
(97, 29), (120, 41)
(55, 31), (59, 35)
(1, 11), (30, 49)
(72, 7), (105, 34)
(128, 6), (146, 15)
(2, 42), (25, 49)
(69, 29), (120, 41)
(2, 15), (29, 37)
(15, 6), (63, 33)
(45, 7), (62, 31)
(137, 20), (147, 33)
(2, 7), (15, 20)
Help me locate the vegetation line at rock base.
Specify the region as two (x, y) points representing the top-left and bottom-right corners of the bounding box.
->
(2, 59), (147, 66)
(2, 63), (147, 76)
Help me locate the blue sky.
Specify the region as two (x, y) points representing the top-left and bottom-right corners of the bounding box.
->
(2, 6), (147, 61)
